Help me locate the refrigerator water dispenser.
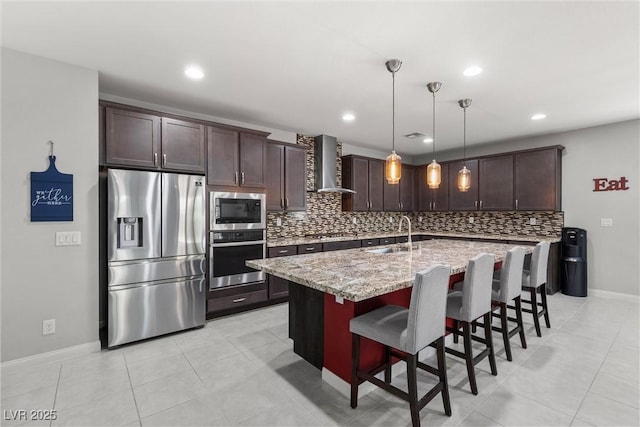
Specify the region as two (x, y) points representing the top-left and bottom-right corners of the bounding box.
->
(117, 217), (142, 248)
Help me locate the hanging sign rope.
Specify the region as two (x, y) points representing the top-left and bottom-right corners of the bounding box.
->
(30, 141), (74, 222)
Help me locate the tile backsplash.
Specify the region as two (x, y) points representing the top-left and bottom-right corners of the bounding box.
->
(266, 135), (564, 241)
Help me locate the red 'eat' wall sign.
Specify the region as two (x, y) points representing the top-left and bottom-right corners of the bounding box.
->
(593, 176), (629, 192)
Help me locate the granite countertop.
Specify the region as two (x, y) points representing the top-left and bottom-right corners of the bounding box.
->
(248, 239), (533, 302)
(267, 231), (560, 247)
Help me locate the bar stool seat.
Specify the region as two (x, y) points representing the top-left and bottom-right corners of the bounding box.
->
(350, 265), (452, 427)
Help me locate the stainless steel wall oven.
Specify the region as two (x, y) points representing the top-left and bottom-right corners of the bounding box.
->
(209, 230), (265, 290)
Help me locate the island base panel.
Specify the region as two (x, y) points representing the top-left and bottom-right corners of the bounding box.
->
(289, 281), (324, 369)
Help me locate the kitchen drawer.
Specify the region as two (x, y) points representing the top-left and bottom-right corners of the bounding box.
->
(396, 236), (409, 243)
(268, 245), (298, 258)
(323, 240), (361, 252)
(298, 243), (323, 254)
(361, 238), (380, 247)
(379, 237), (396, 245)
(207, 288), (268, 312)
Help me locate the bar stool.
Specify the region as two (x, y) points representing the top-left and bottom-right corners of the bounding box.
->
(521, 241), (551, 337)
(445, 253), (497, 395)
(490, 247), (527, 361)
(350, 265), (452, 427)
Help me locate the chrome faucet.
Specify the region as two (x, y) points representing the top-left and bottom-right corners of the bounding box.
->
(398, 215), (412, 250)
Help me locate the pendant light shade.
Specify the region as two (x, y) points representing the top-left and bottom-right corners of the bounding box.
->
(426, 82), (442, 189)
(385, 59), (403, 184)
(457, 98), (472, 192)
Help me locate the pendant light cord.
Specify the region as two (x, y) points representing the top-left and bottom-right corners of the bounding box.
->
(463, 106), (467, 164)
(392, 70), (395, 152)
(432, 91), (436, 160)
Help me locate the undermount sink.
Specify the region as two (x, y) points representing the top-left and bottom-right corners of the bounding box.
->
(366, 246), (410, 254)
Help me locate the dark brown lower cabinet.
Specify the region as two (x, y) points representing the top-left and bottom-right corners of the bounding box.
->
(206, 282), (268, 317)
(268, 276), (290, 300)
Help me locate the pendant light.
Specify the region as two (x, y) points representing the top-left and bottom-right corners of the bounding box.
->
(385, 59), (402, 184)
(426, 82), (442, 189)
(457, 98), (472, 192)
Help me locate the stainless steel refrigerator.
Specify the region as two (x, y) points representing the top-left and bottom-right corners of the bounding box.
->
(107, 169), (206, 348)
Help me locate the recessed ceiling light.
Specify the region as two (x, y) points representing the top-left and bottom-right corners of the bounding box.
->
(531, 113), (547, 120)
(463, 66), (482, 77)
(423, 137), (433, 144)
(184, 65), (204, 80)
(342, 113), (355, 122)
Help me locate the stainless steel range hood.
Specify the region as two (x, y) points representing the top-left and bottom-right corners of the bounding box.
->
(313, 135), (356, 194)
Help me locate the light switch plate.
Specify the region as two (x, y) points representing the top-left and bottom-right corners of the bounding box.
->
(529, 218), (537, 225)
(600, 218), (613, 227)
(468, 216), (474, 224)
(55, 231), (81, 246)
(276, 218), (282, 226)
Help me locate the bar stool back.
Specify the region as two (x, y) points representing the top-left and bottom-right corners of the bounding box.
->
(350, 264), (452, 427)
(521, 241), (551, 337)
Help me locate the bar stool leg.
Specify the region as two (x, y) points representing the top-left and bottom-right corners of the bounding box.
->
(541, 285), (551, 328)
(350, 334), (360, 408)
(462, 322), (478, 395)
(515, 296), (527, 349)
(453, 320), (459, 344)
(407, 353), (420, 427)
(500, 303), (512, 361)
(484, 312), (498, 376)
(436, 337), (452, 416)
(530, 287), (542, 337)
(384, 345), (391, 384)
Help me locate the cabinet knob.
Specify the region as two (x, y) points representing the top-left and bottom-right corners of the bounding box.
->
(278, 249), (289, 254)
(474, 200), (478, 209)
(234, 171), (238, 184)
(162, 153), (167, 167)
(516, 199), (519, 209)
(281, 198), (284, 209)
(284, 198), (288, 209)
(305, 247), (315, 251)
(232, 298), (247, 303)
(241, 172), (245, 185)
(480, 200), (483, 209)
(154, 153), (158, 166)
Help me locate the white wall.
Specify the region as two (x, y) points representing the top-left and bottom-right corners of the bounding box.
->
(1, 48), (99, 362)
(418, 120), (640, 296)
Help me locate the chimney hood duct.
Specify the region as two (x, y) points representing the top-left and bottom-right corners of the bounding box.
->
(313, 135), (356, 194)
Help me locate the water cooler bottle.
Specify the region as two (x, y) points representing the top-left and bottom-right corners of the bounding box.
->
(561, 227), (588, 297)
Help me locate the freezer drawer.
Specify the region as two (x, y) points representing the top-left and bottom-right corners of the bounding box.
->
(108, 277), (205, 347)
(108, 255), (205, 287)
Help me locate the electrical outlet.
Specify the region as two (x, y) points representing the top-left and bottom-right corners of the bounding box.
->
(529, 218), (537, 225)
(388, 217), (393, 223)
(418, 216), (423, 223)
(352, 217), (357, 225)
(42, 319), (55, 335)
(276, 218), (282, 226)
(468, 216), (474, 224)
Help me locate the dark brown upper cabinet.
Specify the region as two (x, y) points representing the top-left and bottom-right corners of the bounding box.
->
(105, 107), (161, 169)
(104, 106), (204, 173)
(479, 154), (513, 210)
(161, 118), (205, 172)
(207, 126), (267, 189)
(382, 164), (415, 212)
(265, 141), (307, 211)
(448, 159), (479, 211)
(417, 163), (449, 212)
(342, 156), (384, 211)
(515, 147), (562, 211)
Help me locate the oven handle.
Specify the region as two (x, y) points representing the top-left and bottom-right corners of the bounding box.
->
(211, 240), (266, 248)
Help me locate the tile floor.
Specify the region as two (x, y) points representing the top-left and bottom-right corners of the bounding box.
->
(1, 292), (639, 426)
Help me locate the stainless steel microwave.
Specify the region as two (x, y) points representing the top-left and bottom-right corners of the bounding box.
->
(209, 191), (266, 231)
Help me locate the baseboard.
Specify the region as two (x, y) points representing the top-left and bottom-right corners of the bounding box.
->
(589, 289), (640, 302)
(1, 341), (101, 369)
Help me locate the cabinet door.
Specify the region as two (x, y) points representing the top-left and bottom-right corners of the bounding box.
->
(207, 126), (239, 186)
(399, 165), (415, 212)
(448, 159), (479, 211)
(342, 156), (369, 211)
(284, 145), (307, 211)
(416, 165), (430, 211)
(239, 133), (266, 188)
(432, 163), (449, 211)
(383, 177), (400, 211)
(105, 108), (160, 168)
(161, 118), (205, 172)
(479, 155), (513, 210)
(265, 143), (284, 211)
(368, 159), (385, 211)
(515, 148), (561, 211)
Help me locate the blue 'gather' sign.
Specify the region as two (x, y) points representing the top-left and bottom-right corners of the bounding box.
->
(30, 155), (73, 222)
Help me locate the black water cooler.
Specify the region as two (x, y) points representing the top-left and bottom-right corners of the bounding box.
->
(561, 227), (588, 297)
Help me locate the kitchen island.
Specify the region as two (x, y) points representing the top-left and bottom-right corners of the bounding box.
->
(247, 239), (535, 395)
